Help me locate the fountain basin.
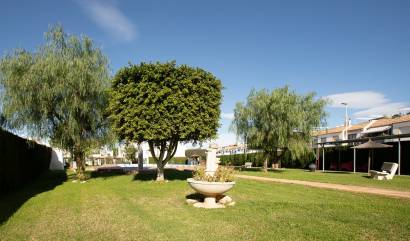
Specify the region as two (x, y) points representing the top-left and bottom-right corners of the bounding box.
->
(187, 178), (235, 196)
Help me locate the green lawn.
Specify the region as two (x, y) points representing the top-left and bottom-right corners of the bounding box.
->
(1, 170), (409, 241)
(239, 168), (410, 191)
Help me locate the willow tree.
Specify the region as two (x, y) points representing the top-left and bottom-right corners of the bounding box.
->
(109, 61), (222, 181)
(231, 87), (326, 171)
(0, 25), (110, 180)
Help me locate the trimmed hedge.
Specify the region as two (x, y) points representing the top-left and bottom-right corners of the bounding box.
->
(0, 129), (52, 194)
(218, 151), (315, 168)
(218, 152), (266, 167)
(147, 151), (315, 168)
(148, 156), (188, 165)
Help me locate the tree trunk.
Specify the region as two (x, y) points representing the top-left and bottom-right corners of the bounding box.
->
(156, 162), (165, 181)
(148, 140), (178, 181)
(263, 157), (268, 172)
(74, 149), (86, 181)
(138, 148), (144, 172)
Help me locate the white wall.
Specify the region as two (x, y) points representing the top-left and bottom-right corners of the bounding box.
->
(49, 148), (64, 170)
(393, 121), (410, 135)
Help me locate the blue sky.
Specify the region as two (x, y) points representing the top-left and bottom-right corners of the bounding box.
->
(1, 0), (410, 145)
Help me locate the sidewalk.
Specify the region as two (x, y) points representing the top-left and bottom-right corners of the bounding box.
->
(237, 174), (410, 199)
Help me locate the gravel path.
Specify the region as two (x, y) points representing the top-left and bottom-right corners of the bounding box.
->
(237, 174), (410, 199)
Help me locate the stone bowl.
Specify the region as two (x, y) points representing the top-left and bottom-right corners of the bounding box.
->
(187, 178), (235, 196)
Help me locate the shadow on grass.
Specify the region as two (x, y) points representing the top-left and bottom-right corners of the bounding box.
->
(239, 167), (263, 172)
(133, 169), (192, 181)
(0, 170), (67, 225)
(185, 192), (204, 201)
(89, 170), (129, 179)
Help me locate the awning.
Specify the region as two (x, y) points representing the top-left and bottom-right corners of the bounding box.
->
(362, 126), (391, 134)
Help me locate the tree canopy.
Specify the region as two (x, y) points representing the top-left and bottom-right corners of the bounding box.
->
(0, 24), (110, 179)
(108, 61), (222, 181)
(231, 86), (327, 170)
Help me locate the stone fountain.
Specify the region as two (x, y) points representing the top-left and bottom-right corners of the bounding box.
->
(187, 144), (235, 208)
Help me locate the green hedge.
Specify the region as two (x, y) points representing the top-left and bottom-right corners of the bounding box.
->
(218, 152), (266, 167)
(0, 129), (52, 194)
(148, 151), (314, 168)
(218, 151), (315, 168)
(148, 156), (188, 165)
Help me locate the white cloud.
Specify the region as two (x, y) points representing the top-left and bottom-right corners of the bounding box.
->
(77, 0), (137, 42)
(325, 91), (388, 109)
(221, 112), (234, 120)
(353, 102), (409, 119)
(325, 91), (410, 119)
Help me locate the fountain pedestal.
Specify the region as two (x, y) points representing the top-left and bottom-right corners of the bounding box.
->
(187, 144), (235, 208)
(192, 196), (223, 209)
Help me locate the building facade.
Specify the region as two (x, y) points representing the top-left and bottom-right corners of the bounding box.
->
(313, 114), (410, 175)
(313, 114), (410, 145)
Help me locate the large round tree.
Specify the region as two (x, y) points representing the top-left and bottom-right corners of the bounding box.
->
(0, 25), (110, 180)
(108, 61), (222, 181)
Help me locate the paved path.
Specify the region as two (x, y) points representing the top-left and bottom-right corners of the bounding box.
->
(237, 174), (410, 199)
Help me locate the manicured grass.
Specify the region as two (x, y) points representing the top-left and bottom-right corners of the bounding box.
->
(1, 170), (410, 240)
(240, 168), (410, 191)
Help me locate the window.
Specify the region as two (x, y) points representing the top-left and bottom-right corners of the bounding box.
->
(348, 134), (356, 140)
(333, 136), (339, 141)
(321, 137), (327, 143)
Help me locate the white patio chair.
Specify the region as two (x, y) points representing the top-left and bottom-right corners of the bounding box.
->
(369, 162), (399, 180)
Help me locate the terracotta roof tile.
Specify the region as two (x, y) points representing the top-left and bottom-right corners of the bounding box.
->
(313, 114), (410, 136)
(347, 122), (368, 131)
(314, 126), (345, 136)
(313, 121), (369, 136)
(370, 114), (410, 128)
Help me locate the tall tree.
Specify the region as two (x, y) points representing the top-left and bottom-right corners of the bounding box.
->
(0, 25), (110, 180)
(231, 87), (327, 171)
(108, 61), (222, 181)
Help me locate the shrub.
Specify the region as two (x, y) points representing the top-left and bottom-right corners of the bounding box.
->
(218, 152), (265, 167)
(148, 156), (187, 164)
(218, 151), (315, 168)
(192, 165), (235, 182)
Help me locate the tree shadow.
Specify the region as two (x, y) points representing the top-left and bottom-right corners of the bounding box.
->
(89, 169), (130, 179)
(133, 169), (193, 181)
(0, 170), (67, 225)
(239, 167), (263, 172)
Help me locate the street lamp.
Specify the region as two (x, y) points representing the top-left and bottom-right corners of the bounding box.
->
(341, 102), (348, 139)
(341, 103), (348, 126)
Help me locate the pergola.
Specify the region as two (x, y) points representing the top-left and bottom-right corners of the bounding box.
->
(351, 139), (392, 174)
(315, 133), (410, 175)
